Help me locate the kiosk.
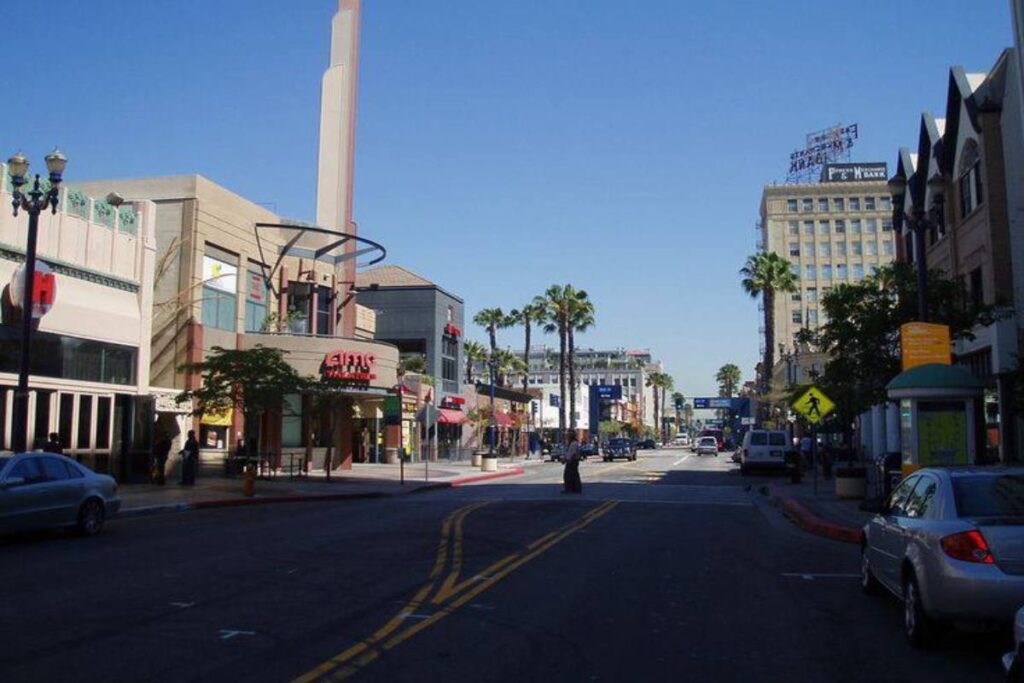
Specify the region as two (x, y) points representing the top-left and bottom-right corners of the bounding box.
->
(886, 363), (985, 476)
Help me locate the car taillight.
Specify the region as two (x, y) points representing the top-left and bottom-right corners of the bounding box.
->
(940, 530), (994, 564)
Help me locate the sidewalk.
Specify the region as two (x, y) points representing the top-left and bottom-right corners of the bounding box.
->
(768, 476), (873, 544)
(119, 455), (539, 518)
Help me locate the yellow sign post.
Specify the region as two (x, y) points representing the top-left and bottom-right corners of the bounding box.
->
(792, 386), (835, 424)
(900, 322), (951, 370)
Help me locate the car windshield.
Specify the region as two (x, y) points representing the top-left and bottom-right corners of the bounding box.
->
(0, 456), (9, 475)
(952, 474), (1024, 518)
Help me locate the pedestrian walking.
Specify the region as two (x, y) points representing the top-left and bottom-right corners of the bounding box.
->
(152, 436), (172, 486)
(44, 432), (63, 455)
(562, 430), (582, 494)
(180, 430), (199, 486)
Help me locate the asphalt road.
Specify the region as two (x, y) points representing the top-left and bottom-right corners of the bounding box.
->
(0, 449), (1008, 682)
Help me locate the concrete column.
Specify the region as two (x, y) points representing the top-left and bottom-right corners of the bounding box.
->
(337, 397), (354, 469)
(886, 402), (901, 455)
(871, 404), (886, 460)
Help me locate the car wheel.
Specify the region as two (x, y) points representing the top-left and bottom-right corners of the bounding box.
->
(77, 498), (106, 537)
(860, 550), (882, 596)
(903, 573), (935, 648)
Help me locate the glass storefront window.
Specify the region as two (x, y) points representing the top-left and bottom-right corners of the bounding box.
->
(316, 285), (332, 336)
(34, 390), (52, 448)
(202, 285), (237, 332)
(0, 327), (137, 386)
(77, 396), (93, 450)
(59, 394), (74, 450)
(245, 270), (269, 333)
(282, 394), (303, 447)
(95, 396), (111, 450)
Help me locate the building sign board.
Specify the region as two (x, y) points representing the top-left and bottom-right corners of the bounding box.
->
(321, 350), (378, 381)
(10, 261), (56, 319)
(900, 322), (951, 370)
(592, 384), (622, 400)
(821, 162), (888, 183)
(202, 256), (237, 294)
(693, 397), (734, 410)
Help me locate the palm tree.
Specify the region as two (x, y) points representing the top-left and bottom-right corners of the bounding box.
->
(740, 252), (798, 397)
(566, 289), (595, 432)
(538, 285), (571, 436)
(463, 340), (487, 384)
(399, 354), (426, 376)
(491, 348), (526, 388)
(508, 301), (546, 392)
(716, 363), (742, 397)
(473, 308), (507, 358)
(646, 371), (671, 442)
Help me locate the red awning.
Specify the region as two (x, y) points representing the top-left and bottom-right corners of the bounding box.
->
(493, 411), (514, 427)
(438, 408), (468, 425)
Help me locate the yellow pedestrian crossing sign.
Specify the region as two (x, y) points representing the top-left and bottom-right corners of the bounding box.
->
(793, 386), (835, 424)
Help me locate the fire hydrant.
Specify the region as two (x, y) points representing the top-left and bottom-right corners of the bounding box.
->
(242, 464), (256, 497)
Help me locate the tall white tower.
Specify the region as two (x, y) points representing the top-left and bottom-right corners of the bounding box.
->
(316, 0), (362, 334)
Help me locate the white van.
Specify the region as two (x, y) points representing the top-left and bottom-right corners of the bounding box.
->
(740, 430), (790, 474)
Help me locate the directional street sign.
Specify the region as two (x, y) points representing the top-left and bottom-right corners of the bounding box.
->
(792, 386), (835, 424)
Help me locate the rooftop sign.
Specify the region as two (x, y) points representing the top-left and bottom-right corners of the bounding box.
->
(787, 124), (858, 182)
(821, 162), (888, 183)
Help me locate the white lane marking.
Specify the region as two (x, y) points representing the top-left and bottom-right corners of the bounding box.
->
(781, 573), (861, 581)
(170, 602), (195, 608)
(672, 455), (690, 467)
(219, 630), (256, 640)
(400, 612), (431, 620)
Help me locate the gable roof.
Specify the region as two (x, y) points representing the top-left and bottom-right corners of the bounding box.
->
(356, 264), (436, 288)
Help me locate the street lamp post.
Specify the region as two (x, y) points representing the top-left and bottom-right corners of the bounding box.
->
(488, 357), (498, 456)
(887, 173), (945, 323)
(6, 149), (67, 453)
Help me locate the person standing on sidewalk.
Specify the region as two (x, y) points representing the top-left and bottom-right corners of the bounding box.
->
(180, 430), (199, 486)
(44, 432), (63, 455)
(152, 436), (172, 486)
(562, 430), (582, 494)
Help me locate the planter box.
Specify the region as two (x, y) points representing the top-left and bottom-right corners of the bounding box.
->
(481, 456), (499, 472)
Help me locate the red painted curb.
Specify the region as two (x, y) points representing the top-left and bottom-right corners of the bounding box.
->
(770, 486), (864, 545)
(450, 467), (525, 487)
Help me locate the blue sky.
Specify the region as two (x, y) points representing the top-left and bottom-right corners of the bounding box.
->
(2, 1), (1013, 398)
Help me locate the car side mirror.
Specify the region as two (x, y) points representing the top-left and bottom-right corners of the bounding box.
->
(0, 476), (25, 489)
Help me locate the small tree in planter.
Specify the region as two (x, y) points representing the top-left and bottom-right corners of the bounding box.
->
(177, 345), (303, 468)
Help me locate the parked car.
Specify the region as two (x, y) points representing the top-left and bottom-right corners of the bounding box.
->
(603, 438), (636, 462)
(739, 429), (790, 475)
(1004, 605), (1024, 681)
(861, 467), (1024, 646)
(0, 452), (121, 537)
(673, 435), (690, 447)
(695, 436), (719, 456)
(637, 438), (657, 450)
(580, 443), (599, 460)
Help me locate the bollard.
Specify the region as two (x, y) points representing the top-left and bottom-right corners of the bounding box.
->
(242, 464), (256, 497)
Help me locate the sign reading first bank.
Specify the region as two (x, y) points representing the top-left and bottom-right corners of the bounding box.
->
(821, 162), (888, 183)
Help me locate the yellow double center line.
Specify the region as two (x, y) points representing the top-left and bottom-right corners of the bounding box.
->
(293, 499), (619, 682)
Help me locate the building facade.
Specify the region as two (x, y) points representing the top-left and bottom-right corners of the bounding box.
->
(355, 265), (464, 397)
(0, 166), (156, 478)
(520, 346), (660, 429)
(78, 174), (399, 472)
(760, 174), (897, 358)
(890, 53), (1022, 463)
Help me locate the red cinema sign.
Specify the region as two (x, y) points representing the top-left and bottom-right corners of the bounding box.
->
(321, 350), (377, 382)
(10, 262), (57, 319)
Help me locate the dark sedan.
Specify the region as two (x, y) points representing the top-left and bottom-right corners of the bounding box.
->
(0, 452), (121, 537)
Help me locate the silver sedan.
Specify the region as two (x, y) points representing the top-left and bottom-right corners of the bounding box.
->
(861, 467), (1024, 646)
(0, 452), (121, 537)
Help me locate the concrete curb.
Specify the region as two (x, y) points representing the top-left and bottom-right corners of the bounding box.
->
(115, 469), (526, 520)
(769, 485), (864, 545)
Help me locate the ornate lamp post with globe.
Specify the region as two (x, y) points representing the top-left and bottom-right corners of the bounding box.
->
(6, 149), (68, 452)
